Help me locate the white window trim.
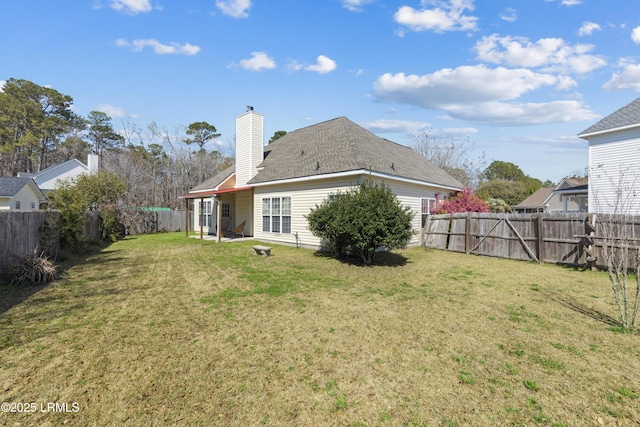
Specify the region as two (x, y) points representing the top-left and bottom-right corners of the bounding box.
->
(262, 196), (292, 234)
(421, 197), (437, 227)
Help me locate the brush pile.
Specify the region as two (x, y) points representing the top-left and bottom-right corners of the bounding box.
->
(10, 251), (59, 287)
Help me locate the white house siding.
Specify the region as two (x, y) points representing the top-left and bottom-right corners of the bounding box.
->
(253, 175), (442, 249)
(36, 160), (88, 192)
(0, 199), (10, 210)
(588, 128), (640, 214)
(192, 196), (216, 234)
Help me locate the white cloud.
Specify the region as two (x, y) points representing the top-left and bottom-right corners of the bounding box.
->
(360, 119), (431, 134)
(341, 0), (375, 12)
(305, 55), (337, 74)
(474, 34), (605, 74)
(97, 104), (131, 119)
(394, 0), (478, 33)
(603, 63), (640, 91)
(216, 0), (252, 18)
(238, 52), (276, 71)
(0, 80), (5, 92)
(578, 21), (601, 36)
(500, 7), (517, 23)
(372, 65), (597, 125)
(286, 60), (303, 72)
(373, 65), (559, 108)
(632, 26), (640, 44)
(110, 0), (152, 15)
(116, 38), (200, 55)
(546, 0), (581, 5)
(444, 100), (598, 125)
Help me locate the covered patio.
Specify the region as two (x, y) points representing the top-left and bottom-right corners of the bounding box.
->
(179, 186), (254, 242)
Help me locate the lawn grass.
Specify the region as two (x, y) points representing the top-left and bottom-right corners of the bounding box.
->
(1, 232), (639, 426)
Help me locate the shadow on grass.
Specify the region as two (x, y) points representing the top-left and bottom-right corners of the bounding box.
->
(544, 291), (620, 327)
(312, 249), (408, 267)
(0, 243), (120, 316)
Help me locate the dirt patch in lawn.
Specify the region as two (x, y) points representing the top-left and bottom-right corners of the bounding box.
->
(1, 233), (639, 426)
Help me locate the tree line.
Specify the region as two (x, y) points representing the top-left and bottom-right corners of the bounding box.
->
(412, 130), (582, 211)
(0, 78), (233, 209)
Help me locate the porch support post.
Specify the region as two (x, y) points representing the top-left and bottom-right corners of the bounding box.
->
(199, 197), (204, 240)
(185, 197), (189, 237)
(216, 197), (222, 243)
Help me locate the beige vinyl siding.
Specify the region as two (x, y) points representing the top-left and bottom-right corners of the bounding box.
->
(377, 179), (443, 245)
(234, 190), (253, 236)
(253, 175), (444, 248)
(253, 176), (360, 248)
(0, 198), (9, 210)
(589, 128), (640, 214)
(14, 184), (41, 211)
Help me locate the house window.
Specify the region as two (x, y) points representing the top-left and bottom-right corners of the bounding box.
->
(31, 201), (36, 210)
(421, 197), (437, 227)
(262, 196), (291, 234)
(15, 200), (21, 210)
(222, 202), (230, 219)
(200, 200), (212, 227)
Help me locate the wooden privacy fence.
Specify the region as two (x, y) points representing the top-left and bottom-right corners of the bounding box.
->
(0, 211), (60, 280)
(125, 210), (186, 235)
(1, 209), (186, 281)
(422, 213), (600, 268)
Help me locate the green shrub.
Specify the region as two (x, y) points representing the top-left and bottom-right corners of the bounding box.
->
(48, 171), (126, 250)
(306, 179), (414, 265)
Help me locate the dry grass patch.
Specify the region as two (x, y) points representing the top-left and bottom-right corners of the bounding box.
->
(1, 233), (639, 426)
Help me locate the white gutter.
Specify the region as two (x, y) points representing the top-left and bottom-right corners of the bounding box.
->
(578, 122), (640, 139)
(249, 169), (462, 192)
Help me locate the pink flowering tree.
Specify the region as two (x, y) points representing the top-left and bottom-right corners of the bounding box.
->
(431, 187), (490, 214)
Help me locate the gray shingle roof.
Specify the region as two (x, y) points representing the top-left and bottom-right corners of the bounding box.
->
(512, 187), (554, 208)
(579, 97), (640, 136)
(248, 117), (463, 189)
(190, 165), (235, 192)
(0, 177), (34, 197)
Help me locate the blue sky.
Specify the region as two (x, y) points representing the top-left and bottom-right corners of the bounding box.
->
(2, 0), (640, 182)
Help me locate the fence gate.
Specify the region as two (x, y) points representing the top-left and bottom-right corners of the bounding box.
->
(421, 212), (591, 267)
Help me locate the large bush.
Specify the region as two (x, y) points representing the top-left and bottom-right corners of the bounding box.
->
(48, 171), (126, 250)
(306, 180), (414, 265)
(431, 187), (489, 214)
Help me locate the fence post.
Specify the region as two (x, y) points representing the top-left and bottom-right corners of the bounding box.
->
(586, 214), (597, 271)
(465, 212), (472, 254)
(537, 214), (544, 264)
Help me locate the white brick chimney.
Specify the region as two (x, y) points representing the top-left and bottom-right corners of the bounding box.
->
(235, 106), (264, 187)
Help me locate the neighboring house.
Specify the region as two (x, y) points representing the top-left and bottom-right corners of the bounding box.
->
(512, 187), (556, 213)
(513, 178), (588, 213)
(17, 154), (99, 193)
(0, 177), (45, 210)
(183, 107), (463, 248)
(553, 177), (588, 213)
(578, 97), (640, 214)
